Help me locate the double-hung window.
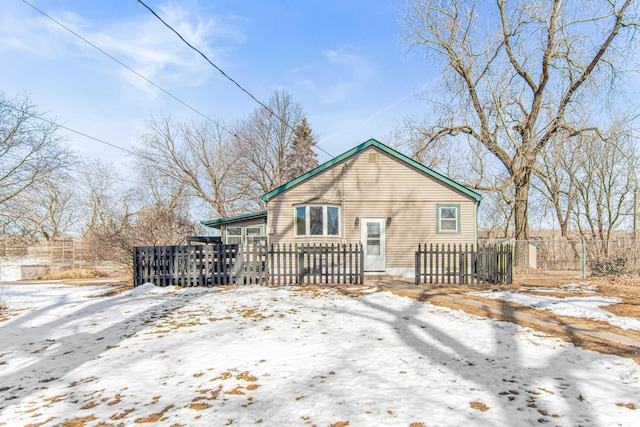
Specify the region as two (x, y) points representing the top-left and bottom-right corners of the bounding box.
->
(437, 204), (460, 233)
(246, 226), (265, 246)
(295, 205), (340, 237)
(225, 226), (242, 244)
(224, 225), (265, 245)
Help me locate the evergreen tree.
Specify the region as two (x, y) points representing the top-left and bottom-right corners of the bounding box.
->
(285, 117), (318, 181)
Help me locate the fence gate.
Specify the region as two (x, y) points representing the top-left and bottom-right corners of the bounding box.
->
(415, 243), (512, 285)
(268, 243), (364, 285)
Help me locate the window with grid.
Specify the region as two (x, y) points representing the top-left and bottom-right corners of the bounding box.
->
(294, 205), (340, 237)
(437, 204), (460, 233)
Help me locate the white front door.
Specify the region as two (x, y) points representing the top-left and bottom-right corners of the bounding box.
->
(361, 218), (385, 272)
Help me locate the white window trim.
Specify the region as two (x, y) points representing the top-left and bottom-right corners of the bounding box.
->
(294, 204), (341, 237)
(437, 204), (460, 234)
(225, 226), (242, 245)
(224, 225), (265, 245)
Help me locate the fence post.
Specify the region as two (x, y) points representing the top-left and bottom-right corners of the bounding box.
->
(133, 249), (138, 286)
(580, 240), (586, 278)
(507, 244), (513, 284)
(331, 243), (336, 284)
(359, 243), (364, 284)
(296, 244), (302, 284)
(415, 244), (420, 285)
(458, 244), (464, 284)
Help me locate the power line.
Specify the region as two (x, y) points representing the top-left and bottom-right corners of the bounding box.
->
(135, 0), (333, 158)
(1, 99), (214, 184)
(1, 100), (146, 185)
(18, 0), (329, 159)
(0, 99), (139, 156)
(69, 166), (144, 186)
(20, 0), (238, 138)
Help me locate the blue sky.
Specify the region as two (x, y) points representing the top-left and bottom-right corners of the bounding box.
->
(0, 0), (437, 174)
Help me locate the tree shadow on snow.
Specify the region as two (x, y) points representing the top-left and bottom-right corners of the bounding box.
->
(0, 287), (206, 412)
(329, 290), (597, 425)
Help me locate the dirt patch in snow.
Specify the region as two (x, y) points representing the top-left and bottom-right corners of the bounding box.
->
(603, 302), (640, 318)
(381, 275), (640, 364)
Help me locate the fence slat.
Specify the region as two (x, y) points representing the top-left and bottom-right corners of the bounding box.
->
(414, 243), (513, 286)
(133, 242), (366, 287)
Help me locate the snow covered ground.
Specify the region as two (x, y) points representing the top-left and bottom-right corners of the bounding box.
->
(469, 285), (640, 331)
(1, 282), (639, 426)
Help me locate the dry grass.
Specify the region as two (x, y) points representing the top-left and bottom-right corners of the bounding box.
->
(36, 268), (110, 280)
(23, 418), (54, 427)
(58, 415), (97, 427)
(469, 401), (489, 411)
(133, 404), (173, 423)
(187, 403), (211, 411)
(382, 275), (640, 363)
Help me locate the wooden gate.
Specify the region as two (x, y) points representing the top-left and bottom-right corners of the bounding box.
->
(267, 243), (364, 285)
(415, 243), (512, 285)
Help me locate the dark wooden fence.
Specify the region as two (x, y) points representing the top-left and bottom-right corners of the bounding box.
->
(269, 243), (364, 285)
(415, 243), (512, 285)
(133, 243), (363, 287)
(133, 244), (241, 287)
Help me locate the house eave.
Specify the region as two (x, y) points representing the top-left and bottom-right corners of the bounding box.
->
(260, 138), (483, 203)
(200, 211), (267, 229)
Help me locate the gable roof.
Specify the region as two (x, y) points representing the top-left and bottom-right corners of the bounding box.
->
(261, 138), (483, 203)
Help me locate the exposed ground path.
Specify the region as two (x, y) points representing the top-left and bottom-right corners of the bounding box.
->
(371, 279), (640, 364)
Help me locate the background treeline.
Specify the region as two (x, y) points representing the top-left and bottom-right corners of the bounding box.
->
(0, 89), (318, 266)
(2, 0), (640, 268)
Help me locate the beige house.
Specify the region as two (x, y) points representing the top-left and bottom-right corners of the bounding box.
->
(202, 139), (482, 278)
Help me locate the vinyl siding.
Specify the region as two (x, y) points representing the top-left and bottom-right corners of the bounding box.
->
(267, 146), (478, 269)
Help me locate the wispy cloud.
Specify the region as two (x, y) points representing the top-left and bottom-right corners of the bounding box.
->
(320, 46), (373, 104)
(0, 2), (68, 56)
(1, 1), (246, 96)
(82, 3), (246, 94)
(318, 80), (436, 146)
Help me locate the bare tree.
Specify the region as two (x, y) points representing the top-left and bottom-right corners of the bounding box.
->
(389, 116), (453, 170)
(399, 0), (638, 239)
(79, 159), (196, 268)
(571, 130), (637, 241)
(116, 169), (196, 268)
(136, 115), (247, 218)
(136, 90), (314, 218)
(533, 134), (583, 239)
(78, 159), (137, 264)
(235, 89), (312, 203)
(79, 159), (136, 239)
(2, 171), (78, 239)
(130, 166), (195, 247)
(0, 93), (73, 209)
(533, 116), (638, 240)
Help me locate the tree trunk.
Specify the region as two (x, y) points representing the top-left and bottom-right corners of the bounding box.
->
(513, 170), (531, 240)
